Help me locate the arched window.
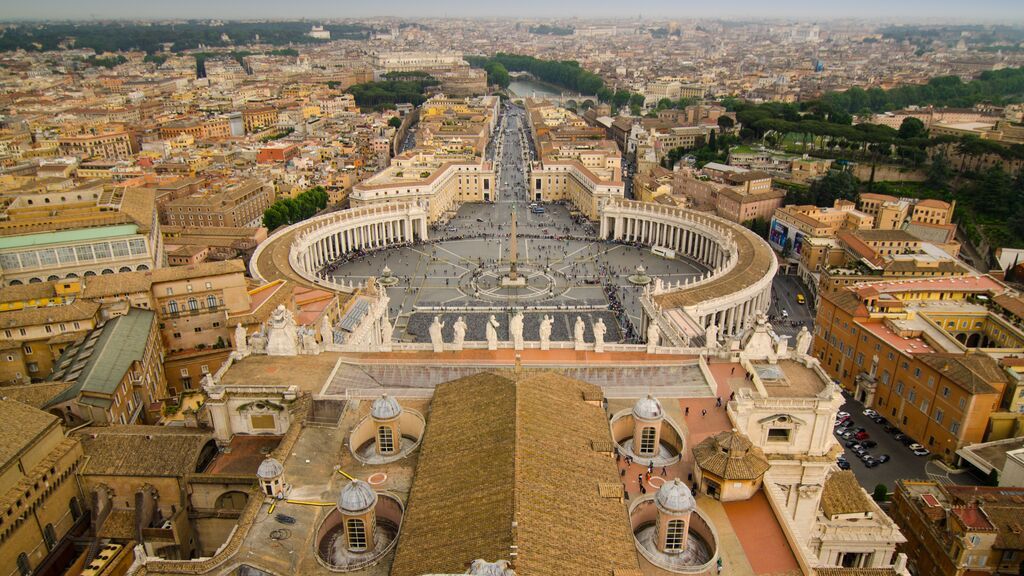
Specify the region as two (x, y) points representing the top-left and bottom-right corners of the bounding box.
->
(168, 301), (179, 314)
(346, 518), (367, 551)
(639, 426), (657, 455)
(43, 523), (57, 550)
(377, 426), (395, 453)
(188, 298), (198, 312)
(70, 497), (82, 520)
(17, 553), (31, 576)
(207, 295), (218, 309)
(664, 519), (685, 551)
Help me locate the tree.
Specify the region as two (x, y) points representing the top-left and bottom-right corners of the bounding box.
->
(628, 93), (646, 108)
(872, 484), (889, 502)
(898, 117), (927, 140)
(717, 115), (735, 131)
(708, 129), (717, 151)
(612, 90), (631, 109)
(926, 154), (953, 191)
(387, 116), (402, 129)
(809, 170), (859, 207)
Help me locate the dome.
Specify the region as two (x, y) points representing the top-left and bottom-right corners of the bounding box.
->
(338, 479), (378, 513)
(371, 394), (402, 420)
(655, 479), (696, 514)
(633, 394), (664, 420)
(256, 457), (284, 480)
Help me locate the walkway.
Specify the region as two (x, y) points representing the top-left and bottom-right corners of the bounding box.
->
(723, 492), (801, 576)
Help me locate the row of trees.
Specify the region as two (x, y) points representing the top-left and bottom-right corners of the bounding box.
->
(347, 76), (440, 109)
(820, 67), (1024, 114)
(0, 21), (374, 54)
(466, 53), (605, 95)
(262, 187), (329, 232)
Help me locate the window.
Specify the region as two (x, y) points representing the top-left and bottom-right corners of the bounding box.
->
(378, 426), (395, 453)
(17, 553), (30, 576)
(43, 523), (56, 550)
(908, 390), (917, 403)
(950, 421), (961, 434)
(346, 518), (367, 550)
(942, 386), (950, 398)
(664, 519), (685, 551)
(166, 287), (174, 296)
(935, 409), (944, 424)
(206, 295), (218, 309)
(188, 298), (198, 312)
(180, 368), (190, 377)
(168, 300), (179, 314)
(914, 367), (921, 378)
(23, 345), (32, 355)
(767, 428), (791, 442)
(639, 427), (657, 455)
(959, 397), (967, 410)
(896, 381), (904, 394)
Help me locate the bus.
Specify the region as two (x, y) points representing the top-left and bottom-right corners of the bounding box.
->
(652, 246), (676, 259)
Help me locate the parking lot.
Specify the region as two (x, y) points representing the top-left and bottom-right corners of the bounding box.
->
(835, 392), (983, 493)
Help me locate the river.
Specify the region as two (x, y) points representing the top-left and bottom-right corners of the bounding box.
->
(508, 78), (565, 99)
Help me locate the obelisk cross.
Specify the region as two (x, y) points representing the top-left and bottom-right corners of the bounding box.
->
(509, 209), (518, 280)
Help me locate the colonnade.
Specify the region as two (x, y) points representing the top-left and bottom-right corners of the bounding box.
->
(601, 199), (777, 340)
(298, 215), (424, 274)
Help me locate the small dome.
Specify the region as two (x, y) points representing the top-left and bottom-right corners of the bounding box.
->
(371, 394), (402, 420)
(655, 479), (695, 514)
(633, 394), (664, 420)
(338, 479), (378, 513)
(256, 457), (283, 480)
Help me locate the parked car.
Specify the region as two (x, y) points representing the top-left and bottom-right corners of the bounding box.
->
(873, 416), (889, 426)
(854, 431), (870, 440)
(863, 409), (878, 418)
(859, 452), (875, 462)
(841, 431), (856, 440)
(852, 445), (868, 455)
(864, 459), (880, 468)
(859, 440), (878, 448)
(845, 439), (861, 448)
(877, 454), (891, 463)
(908, 443), (931, 456)
(883, 424), (899, 433)
(897, 435), (916, 446)
(837, 459), (851, 470)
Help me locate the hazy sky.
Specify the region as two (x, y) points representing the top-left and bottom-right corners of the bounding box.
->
(5, 0), (1024, 21)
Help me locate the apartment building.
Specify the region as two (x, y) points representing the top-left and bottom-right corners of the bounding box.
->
(56, 128), (135, 160)
(241, 106), (279, 134)
(858, 194), (955, 230)
(769, 200), (875, 256)
(891, 481), (1024, 576)
(0, 400), (85, 576)
(163, 179), (274, 228)
(45, 308), (167, 426)
(0, 185), (164, 286)
(813, 276), (1017, 459)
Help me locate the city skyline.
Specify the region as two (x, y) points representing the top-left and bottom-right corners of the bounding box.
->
(5, 0), (1024, 22)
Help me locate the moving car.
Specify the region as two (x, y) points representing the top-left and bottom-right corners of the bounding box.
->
(877, 454), (891, 463)
(796, 293), (806, 304)
(863, 409), (878, 418)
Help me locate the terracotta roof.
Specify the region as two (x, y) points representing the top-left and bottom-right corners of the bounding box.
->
(0, 398), (59, 467)
(149, 259), (246, 283)
(78, 426), (213, 477)
(820, 471), (874, 517)
(942, 485), (1024, 550)
(692, 431), (769, 480)
(0, 381), (72, 409)
(390, 370), (640, 576)
(917, 354), (1007, 395)
(80, 271), (152, 298)
(0, 299), (99, 329)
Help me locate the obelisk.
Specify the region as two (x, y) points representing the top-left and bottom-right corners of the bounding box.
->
(509, 209), (518, 280)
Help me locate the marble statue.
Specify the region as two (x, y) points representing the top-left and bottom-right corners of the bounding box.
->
(234, 323), (248, 355)
(593, 318), (607, 353)
(266, 305), (299, 356)
(452, 316), (467, 351)
(249, 330), (267, 354)
(429, 315), (445, 353)
(380, 316), (393, 352)
(510, 311), (525, 351)
(468, 559), (515, 576)
(300, 326), (319, 354)
(539, 315), (553, 350)
(794, 326), (812, 357)
(646, 322), (660, 354)
(320, 315), (333, 344)
(705, 323), (720, 349)
(486, 314), (500, 351)
(574, 316), (586, 350)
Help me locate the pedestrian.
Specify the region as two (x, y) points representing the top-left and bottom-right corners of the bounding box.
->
(661, 466), (667, 476)
(640, 485), (647, 495)
(729, 391), (735, 401)
(716, 397), (722, 407)
(645, 471), (650, 482)
(685, 406), (690, 416)
(701, 408), (707, 417)
(731, 366), (735, 375)
(637, 474), (643, 486)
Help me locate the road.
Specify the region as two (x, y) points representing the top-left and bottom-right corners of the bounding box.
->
(769, 274), (814, 340)
(836, 392), (983, 494)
